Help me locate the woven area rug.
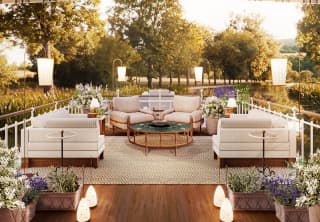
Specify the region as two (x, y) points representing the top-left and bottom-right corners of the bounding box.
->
(26, 136), (289, 184)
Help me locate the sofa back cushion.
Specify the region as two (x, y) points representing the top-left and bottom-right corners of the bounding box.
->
(248, 109), (287, 128)
(31, 108), (69, 128)
(173, 96), (200, 113)
(44, 118), (98, 128)
(113, 96), (140, 113)
(220, 118), (272, 128)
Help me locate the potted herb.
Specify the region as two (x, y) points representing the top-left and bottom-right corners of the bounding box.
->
(227, 168), (274, 211)
(37, 167), (82, 211)
(0, 141), (26, 222)
(264, 176), (309, 222)
(295, 150), (320, 222)
(201, 96), (225, 135)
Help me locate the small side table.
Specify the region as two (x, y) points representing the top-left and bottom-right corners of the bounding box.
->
(47, 130), (76, 168)
(248, 130), (277, 176)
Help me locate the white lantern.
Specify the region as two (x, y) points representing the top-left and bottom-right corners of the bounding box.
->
(271, 58), (287, 85)
(77, 198), (90, 222)
(213, 185), (226, 207)
(37, 58), (54, 86)
(85, 185), (97, 207)
(90, 98), (100, 112)
(220, 198), (233, 222)
(227, 98), (237, 108)
(194, 66), (203, 82)
(117, 66), (126, 81)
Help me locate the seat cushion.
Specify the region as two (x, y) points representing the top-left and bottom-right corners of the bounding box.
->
(128, 112), (154, 124)
(110, 111), (129, 124)
(173, 96), (200, 113)
(164, 112), (192, 124)
(113, 96), (140, 113)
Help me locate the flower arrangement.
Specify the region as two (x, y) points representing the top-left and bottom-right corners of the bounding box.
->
(202, 96), (226, 118)
(72, 83), (104, 107)
(47, 168), (79, 192)
(295, 150), (320, 207)
(23, 175), (47, 204)
(263, 176), (302, 207)
(227, 168), (263, 192)
(0, 140), (26, 209)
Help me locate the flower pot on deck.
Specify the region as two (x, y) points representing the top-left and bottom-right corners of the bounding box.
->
(206, 117), (219, 135)
(274, 201), (309, 222)
(227, 186), (274, 211)
(309, 204), (320, 222)
(0, 207), (24, 222)
(37, 184), (82, 211)
(24, 199), (38, 221)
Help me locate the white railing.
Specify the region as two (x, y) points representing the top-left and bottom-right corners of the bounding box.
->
(237, 97), (320, 158)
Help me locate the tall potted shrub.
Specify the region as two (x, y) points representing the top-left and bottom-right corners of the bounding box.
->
(37, 167), (82, 211)
(202, 96), (225, 135)
(295, 150), (320, 222)
(264, 176), (309, 222)
(227, 168), (274, 211)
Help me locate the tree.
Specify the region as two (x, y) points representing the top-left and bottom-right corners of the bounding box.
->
(297, 5), (320, 64)
(0, 55), (17, 90)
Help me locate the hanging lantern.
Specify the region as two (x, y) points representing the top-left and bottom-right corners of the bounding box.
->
(220, 198), (234, 222)
(271, 58), (287, 85)
(37, 58), (54, 86)
(213, 185), (226, 207)
(117, 66), (126, 81)
(76, 198), (90, 222)
(194, 66), (203, 82)
(85, 185), (98, 208)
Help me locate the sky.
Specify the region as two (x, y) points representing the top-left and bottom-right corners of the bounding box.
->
(3, 0), (304, 65)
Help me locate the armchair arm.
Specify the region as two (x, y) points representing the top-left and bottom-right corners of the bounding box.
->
(160, 108), (175, 119)
(191, 110), (203, 124)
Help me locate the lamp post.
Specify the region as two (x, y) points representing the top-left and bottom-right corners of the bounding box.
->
(112, 58), (126, 89)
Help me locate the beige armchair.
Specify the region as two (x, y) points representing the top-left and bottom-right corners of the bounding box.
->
(110, 96), (155, 133)
(161, 95), (203, 130)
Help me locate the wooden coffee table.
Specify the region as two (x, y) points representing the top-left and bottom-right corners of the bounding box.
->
(128, 122), (193, 156)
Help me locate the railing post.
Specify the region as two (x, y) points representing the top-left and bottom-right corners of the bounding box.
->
(310, 121), (314, 155)
(200, 89), (203, 103)
(292, 106), (297, 119)
(14, 121), (18, 148)
(4, 124), (8, 148)
(250, 97), (253, 108)
(300, 118), (304, 159)
(31, 107), (35, 118)
(55, 101), (58, 110)
(267, 101), (271, 111)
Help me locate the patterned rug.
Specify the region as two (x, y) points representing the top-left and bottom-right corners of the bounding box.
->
(26, 136), (289, 184)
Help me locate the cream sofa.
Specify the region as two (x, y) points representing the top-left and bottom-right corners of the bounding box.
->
(110, 96), (155, 132)
(212, 110), (296, 167)
(161, 95), (203, 130)
(21, 109), (105, 168)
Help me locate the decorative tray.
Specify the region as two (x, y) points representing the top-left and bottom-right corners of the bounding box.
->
(150, 120), (170, 127)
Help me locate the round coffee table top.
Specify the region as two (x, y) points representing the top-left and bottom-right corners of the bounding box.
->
(129, 122), (191, 133)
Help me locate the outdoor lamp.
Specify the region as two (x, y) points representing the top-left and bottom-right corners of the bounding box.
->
(77, 198), (90, 222)
(213, 185), (225, 207)
(117, 66), (126, 81)
(194, 66), (203, 82)
(227, 98), (237, 108)
(37, 58), (54, 86)
(90, 98), (100, 112)
(85, 185), (98, 207)
(271, 58), (287, 85)
(220, 198), (233, 222)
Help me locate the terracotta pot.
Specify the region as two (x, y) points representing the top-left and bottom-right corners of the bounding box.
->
(274, 201), (309, 222)
(82, 107), (89, 114)
(0, 208), (24, 222)
(24, 199), (38, 222)
(206, 117), (219, 135)
(309, 204), (320, 222)
(37, 184), (82, 211)
(227, 186), (274, 211)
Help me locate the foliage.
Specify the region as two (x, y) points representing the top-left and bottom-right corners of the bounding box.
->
(47, 168), (79, 193)
(201, 96), (226, 118)
(0, 55), (18, 89)
(23, 175), (47, 204)
(288, 83), (320, 112)
(235, 84), (250, 103)
(0, 141), (26, 209)
(119, 84), (148, 97)
(263, 176), (301, 207)
(71, 83), (104, 107)
(297, 5), (320, 64)
(295, 150), (320, 207)
(227, 168), (263, 193)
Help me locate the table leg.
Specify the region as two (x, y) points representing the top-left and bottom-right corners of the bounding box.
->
(145, 133), (148, 156)
(175, 133), (177, 156)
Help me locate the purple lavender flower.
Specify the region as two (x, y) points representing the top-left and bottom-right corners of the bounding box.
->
(27, 175), (48, 191)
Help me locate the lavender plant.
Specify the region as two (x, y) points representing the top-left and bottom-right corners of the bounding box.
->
(23, 175), (47, 204)
(47, 168), (79, 193)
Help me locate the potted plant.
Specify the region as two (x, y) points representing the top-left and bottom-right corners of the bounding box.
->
(264, 175), (309, 222)
(227, 168), (274, 211)
(0, 141), (27, 222)
(201, 96), (225, 135)
(295, 150), (320, 222)
(37, 167), (82, 211)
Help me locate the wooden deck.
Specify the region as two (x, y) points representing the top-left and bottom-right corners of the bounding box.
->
(33, 185), (279, 222)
